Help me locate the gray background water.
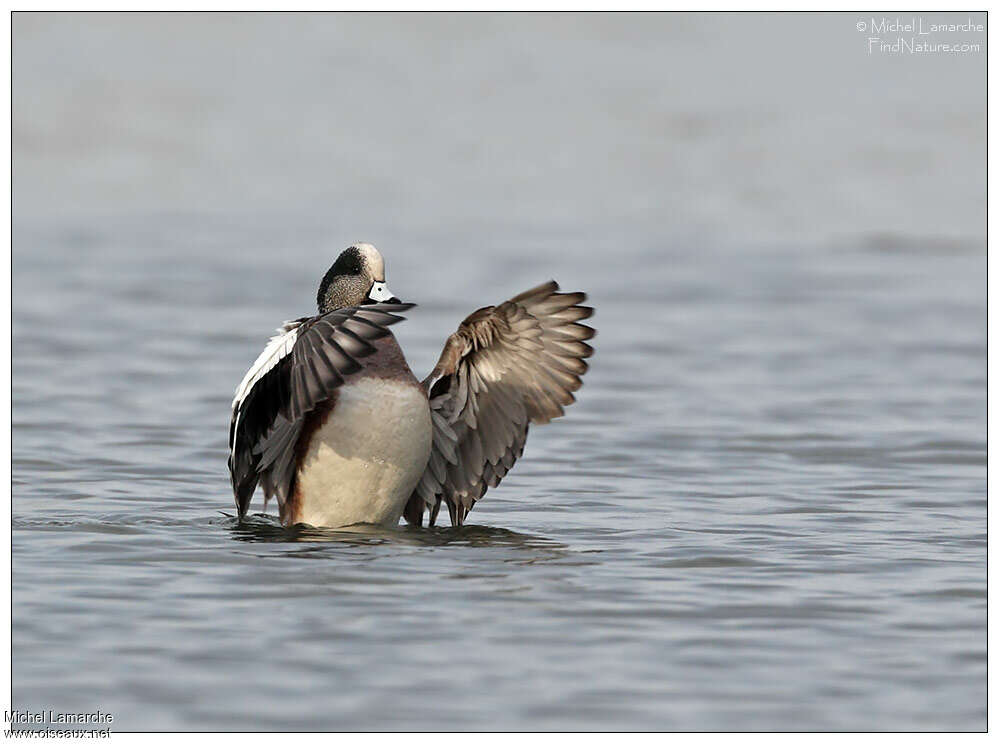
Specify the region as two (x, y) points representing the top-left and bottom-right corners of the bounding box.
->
(13, 12), (985, 731)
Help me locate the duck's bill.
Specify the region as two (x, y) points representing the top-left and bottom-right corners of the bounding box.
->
(367, 281), (400, 304)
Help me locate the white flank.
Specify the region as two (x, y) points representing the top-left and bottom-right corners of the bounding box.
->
(232, 323), (302, 408)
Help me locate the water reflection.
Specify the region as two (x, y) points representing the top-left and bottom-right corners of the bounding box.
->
(223, 512), (567, 551)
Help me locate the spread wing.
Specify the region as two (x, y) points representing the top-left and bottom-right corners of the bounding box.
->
(404, 281), (594, 527)
(228, 302), (415, 519)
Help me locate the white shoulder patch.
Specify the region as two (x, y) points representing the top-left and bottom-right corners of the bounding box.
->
(232, 322), (302, 408)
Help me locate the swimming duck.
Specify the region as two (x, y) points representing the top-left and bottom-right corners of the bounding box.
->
(228, 243), (594, 528)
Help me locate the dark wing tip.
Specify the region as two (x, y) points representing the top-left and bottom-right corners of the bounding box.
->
(557, 290), (588, 304)
(353, 302), (416, 326)
(510, 280), (559, 304)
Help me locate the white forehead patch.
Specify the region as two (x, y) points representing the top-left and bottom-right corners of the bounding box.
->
(352, 242), (385, 281)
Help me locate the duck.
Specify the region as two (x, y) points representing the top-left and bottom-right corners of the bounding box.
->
(228, 242), (595, 528)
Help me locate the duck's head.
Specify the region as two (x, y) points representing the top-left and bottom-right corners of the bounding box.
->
(317, 243), (400, 312)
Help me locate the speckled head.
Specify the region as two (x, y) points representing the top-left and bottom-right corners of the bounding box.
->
(317, 243), (399, 312)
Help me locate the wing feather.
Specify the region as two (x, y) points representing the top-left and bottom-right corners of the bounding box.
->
(405, 281), (594, 526)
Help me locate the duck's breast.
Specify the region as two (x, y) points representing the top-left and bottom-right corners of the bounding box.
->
(287, 337), (432, 528)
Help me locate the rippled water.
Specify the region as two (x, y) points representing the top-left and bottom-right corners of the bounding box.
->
(13, 13), (985, 731)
